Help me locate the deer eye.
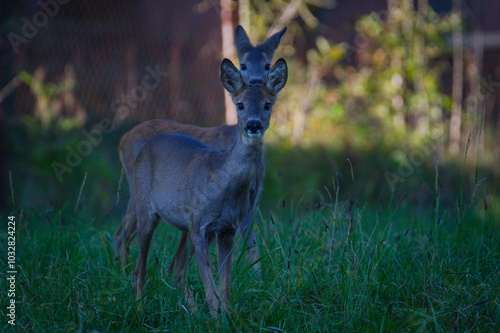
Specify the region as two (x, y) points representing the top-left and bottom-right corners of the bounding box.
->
(264, 103), (271, 111)
(241, 64), (247, 70)
(264, 64), (270, 71)
(237, 103), (244, 110)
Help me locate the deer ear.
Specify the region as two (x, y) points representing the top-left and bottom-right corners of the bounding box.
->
(235, 25), (253, 59)
(266, 58), (287, 95)
(221, 58), (244, 93)
(257, 27), (286, 59)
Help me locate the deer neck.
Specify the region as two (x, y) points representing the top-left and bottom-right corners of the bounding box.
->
(223, 130), (263, 180)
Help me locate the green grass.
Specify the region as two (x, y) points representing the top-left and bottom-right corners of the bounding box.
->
(1, 198), (498, 332)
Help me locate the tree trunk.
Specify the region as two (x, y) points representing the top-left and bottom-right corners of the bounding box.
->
(414, 0), (429, 137)
(220, 0), (236, 124)
(449, 0), (463, 155)
(473, 31), (485, 157)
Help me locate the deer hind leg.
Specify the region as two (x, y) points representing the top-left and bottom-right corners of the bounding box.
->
(217, 230), (235, 312)
(114, 193), (138, 267)
(168, 231), (196, 308)
(134, 212), (159, 300)
(191, 230), (219, 317)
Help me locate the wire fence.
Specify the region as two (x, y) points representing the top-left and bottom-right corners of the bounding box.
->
(4, 0), (227, 127)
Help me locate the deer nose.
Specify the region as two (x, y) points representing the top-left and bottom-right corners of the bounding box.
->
(246, 119), (262, 137)
(249, 77), (264, 84)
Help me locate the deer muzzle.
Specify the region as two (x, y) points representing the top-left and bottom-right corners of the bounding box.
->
(245, 119), (263, 137)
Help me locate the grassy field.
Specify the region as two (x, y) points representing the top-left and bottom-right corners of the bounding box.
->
(1, 193), (498, 332)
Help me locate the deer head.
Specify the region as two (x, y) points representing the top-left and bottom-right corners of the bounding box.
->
(220, 57), (288, 142)
(235, 26), (286, 85)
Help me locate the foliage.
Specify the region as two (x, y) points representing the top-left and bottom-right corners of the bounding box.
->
(14, 71), (84, 174)
(17, 71), (85, 131)
(338, 1), (453, 144)
(267, 0), (455, 151)
(240, 0), (336, 42)
(8, 71), (119, 213)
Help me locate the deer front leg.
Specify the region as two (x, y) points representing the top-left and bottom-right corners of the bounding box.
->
(217, 230), (235, 311)
(134, 213), (159, 300)
(168, 231), (190, 275)
(240, 182), (262, 272)
(240, 212), (261, 272)
(191, 231), (219, 317)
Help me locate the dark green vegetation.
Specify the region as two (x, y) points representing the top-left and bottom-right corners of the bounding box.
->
(1, 192), (498, 332)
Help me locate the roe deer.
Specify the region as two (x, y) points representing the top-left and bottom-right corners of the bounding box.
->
(133, 58), (288, 315)
(114, 26), (286, 270)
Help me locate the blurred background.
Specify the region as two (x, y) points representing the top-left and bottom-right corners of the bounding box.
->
(1, 0), (499, 222)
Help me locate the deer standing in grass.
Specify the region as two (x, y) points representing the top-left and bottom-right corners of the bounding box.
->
(114, 26), (286, 271)
(133, 58), (288, 315)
